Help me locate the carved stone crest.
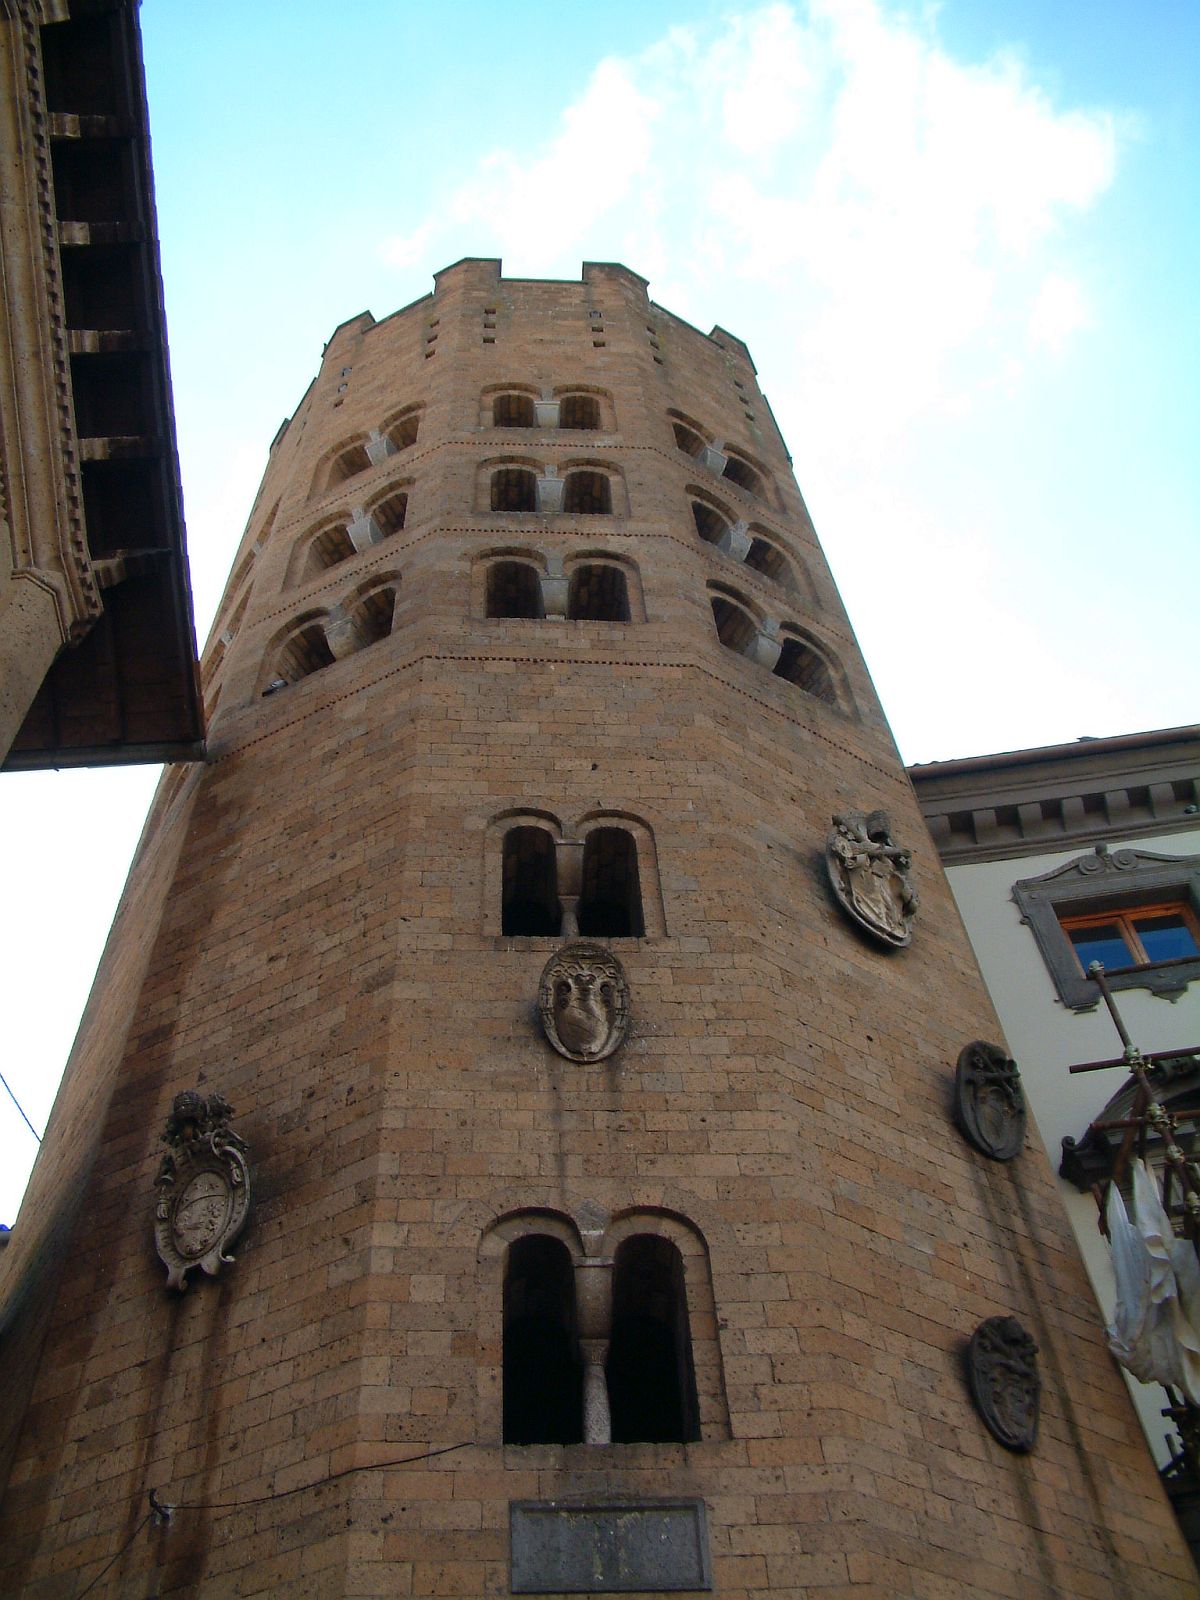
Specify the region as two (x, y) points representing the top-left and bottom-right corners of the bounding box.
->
(154, 1090), (250, 1291)
(966, 1316), (1039, 1452)
(826, 809), (919, 948)
(953, 1041), (1026, 1161)
(539, 941), (630, 1062)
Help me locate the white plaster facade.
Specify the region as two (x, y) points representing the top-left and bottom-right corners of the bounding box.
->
(945, 827), (1200, 1461)
(912, 726), (1200, 1468)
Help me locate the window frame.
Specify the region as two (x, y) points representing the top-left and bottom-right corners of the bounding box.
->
(1060, 900), (1200, 975)
(1012, 848), (1200, 1008)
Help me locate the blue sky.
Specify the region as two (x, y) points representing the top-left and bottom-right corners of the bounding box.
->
(1, 1), (1196, 1219)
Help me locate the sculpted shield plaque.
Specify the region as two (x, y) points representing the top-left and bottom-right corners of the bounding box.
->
(954, 1041), (1026, 1161)
(826, 809), (919, 948)
(539, 941), (630, 1063)
(154, 1091), (251, 1291)
(966, 1316), (1040, 1453)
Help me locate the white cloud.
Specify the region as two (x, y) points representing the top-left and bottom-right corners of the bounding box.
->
(382, 1), (1116, 459)
(1027, 271), (1091, 353)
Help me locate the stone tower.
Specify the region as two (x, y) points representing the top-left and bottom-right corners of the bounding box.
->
(0, 259), (1193, 1596)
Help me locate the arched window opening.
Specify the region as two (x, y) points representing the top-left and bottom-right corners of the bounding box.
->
(710, 594), (757, 657)
(774, 637), (836, 704)
(563, 471), (611, 515)
(487, 561), (544, 620)
(503, 1235), (582, 1446)
(371, 489), (407, 537)
(387, 411), (420, 451)
(673, 422), (704, 457)
(607, 1236), (699, 1444)
(311, 524), (355, 572)
(722, 455), (762, 497)
(275, 622), (334, 686)
(567, 564), (630, 623)
(744, 537), (792, 588)
(692, 501), (728, 546)
(349, 586), (396, 649)
(491, 467), (538, 513)
(502, 827), (561, 936)
(328, 442), (370, 487)
(493, 392), (536, 428)
(560, 393), (600, 430)
(578, 828), (644, 938)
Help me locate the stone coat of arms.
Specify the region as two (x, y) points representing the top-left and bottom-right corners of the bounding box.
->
(539, 941), (630, 1063)
(826, 809), (919, 948)
(154, 1090), (251, 1291)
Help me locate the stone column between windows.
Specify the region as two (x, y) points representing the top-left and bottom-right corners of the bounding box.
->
(574, 1257), (614, 1445)
(556, 840), (585, 937)
(542, 555), (568, 620)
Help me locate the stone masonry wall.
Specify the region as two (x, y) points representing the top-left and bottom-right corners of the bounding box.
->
(0, 261), (1193, 1597)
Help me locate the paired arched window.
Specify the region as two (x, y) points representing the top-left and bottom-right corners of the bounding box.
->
(479, 553), (639, 623)
(327, 441), (370, 487)
(692, 497), (730, 546)
(261, 578), (399, 693)
(369, 487), (408, 537)
(502, 826), (561, 935)
(290, 486), (410, 589)
(559, 393), (600, 430)
(486, 560), (544, 620)
(501, 1229), (699, 1446)
(493, 392), (537, 428)
(310, 523), (356, 574)
(491, 466), (538, 513)
(500, 823), (646, 938)
(562, 470), (612, 515)
(774, 633), (836, 701)
(503, 1235), (580, 1445)
(673, 421), (705, 457)
(566, 563), (629, 622)
(744, 535), (791, 588)
(385, 408), (420, 451)
(710, 589), (760, 656)
(578, 827), (643, 936)
(721, 450), (763, 498)
(708, 585), (843, 709)
(273, 619), (335, 686)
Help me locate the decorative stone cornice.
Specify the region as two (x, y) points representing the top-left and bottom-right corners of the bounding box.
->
(909, 727), (1200, 865)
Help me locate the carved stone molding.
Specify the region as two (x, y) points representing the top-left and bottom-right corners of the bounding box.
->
(826, 809), (918, 948)
(1012, 846), (1200, 1008)
(154, 1091), (251, 1291)
(953, 1041), (1026, 1161)
(966, 1316), (1039, 1453)
(539, 941), (630, 1062)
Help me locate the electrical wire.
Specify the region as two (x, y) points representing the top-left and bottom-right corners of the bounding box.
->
(0, 1069), (41, 1143)
(72, 1441), (473, 1595)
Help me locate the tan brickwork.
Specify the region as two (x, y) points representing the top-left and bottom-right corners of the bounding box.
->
(1, 260), (1194, 1596)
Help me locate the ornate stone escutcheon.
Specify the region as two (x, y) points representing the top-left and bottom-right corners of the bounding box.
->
(538, 941), (630, 1063)
(154, 1090), (251, 1291)
(826, 809), (919, 948)
(966, 1315), (1040, 1453)
(953, 1041), (1027, 1161)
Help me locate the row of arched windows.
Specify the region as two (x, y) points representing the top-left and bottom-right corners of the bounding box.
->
(290, 473), (801, 598)
(261, 557), (845, 710)
(310, 392), (774, 509)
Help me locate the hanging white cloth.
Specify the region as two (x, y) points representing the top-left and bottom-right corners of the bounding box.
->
(1105, 1158), (1200, 1405)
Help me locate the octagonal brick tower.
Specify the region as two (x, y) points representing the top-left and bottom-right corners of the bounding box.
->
(1, 259), (1193, 1597)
